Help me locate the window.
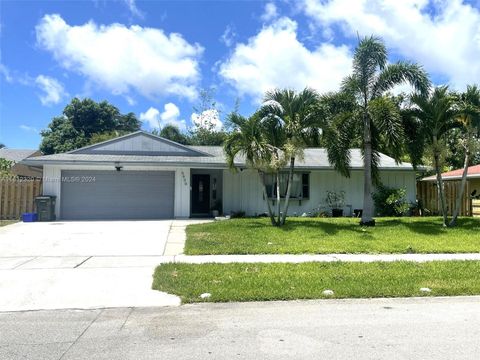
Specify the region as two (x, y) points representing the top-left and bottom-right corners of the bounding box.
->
(264, 172), (309, 199)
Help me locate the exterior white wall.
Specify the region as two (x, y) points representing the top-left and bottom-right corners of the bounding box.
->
(223, 169), (417, 217)
(43, 163), (417, 219)
(43, 164), (190, 219)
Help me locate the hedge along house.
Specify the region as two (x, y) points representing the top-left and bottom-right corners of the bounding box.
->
(22, 131), (418, 220)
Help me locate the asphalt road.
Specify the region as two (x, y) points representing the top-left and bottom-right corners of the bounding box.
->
(1, 297), (479, 360)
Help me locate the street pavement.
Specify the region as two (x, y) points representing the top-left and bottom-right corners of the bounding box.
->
(1, 296), (479, 360)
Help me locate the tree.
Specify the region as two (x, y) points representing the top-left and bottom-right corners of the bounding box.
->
(324, 36), (430, 226)
(40, 98), (141, 154)
(403, 87), (459, 227)
(0, 158), (14, 176)
(0, 143), (5, 149)
(152, 124), (190, 145)
(259, 88), (322, 226)
(450, 85), (480, 226)
(224, 113), (284, 226)
(189, 88), (228, 146)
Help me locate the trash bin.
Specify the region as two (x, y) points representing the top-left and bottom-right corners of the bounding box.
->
(22, 213), (38, 222)
(35, 196), (56, 221)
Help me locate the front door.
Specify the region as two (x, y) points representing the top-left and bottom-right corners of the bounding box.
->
(191, 174), (210, 215)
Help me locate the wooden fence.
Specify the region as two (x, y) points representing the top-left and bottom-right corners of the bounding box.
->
(473, 199), (480, 217)
(417, 180), (472, 216)
(0, 178), (42, 220)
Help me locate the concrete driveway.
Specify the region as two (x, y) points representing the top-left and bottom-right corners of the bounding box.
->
(0, 220), (199, 311)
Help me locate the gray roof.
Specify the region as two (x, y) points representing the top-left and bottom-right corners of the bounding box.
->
(22, 146), (416, 171)
(0, 149), (41, 162)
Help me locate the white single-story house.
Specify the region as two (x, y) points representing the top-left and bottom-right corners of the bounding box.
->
(22, 131), (418, 220)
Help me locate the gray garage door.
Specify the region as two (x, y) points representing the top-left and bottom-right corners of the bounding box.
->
(60, 170), (174, 220)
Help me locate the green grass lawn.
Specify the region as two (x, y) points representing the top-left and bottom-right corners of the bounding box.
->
(153, 261), (480, 303)
(185, 217), (480, 255)
(0, 220), (17, 227)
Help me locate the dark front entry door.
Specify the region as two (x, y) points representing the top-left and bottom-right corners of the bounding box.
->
(192, 174), (210, 215)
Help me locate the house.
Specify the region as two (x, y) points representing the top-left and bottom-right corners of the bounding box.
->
(0, 148), (43, 178)
(22, 131), (418, 220)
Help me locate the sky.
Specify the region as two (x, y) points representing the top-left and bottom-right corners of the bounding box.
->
(1, 0), (479, 149)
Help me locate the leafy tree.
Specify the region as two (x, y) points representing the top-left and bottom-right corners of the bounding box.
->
(323, 36), (430, 226)
(189, 88), (228, 146)
(403, 86), (459, 227)
(0, 143), (5, 149)
(450, 85), (480, 226)
(88, 131), (130, 145)
(0, 158), (14, 177)
(152, 124), (190, 145)
(40, 98), (141, 154)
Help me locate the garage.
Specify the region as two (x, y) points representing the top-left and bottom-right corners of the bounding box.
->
(60, 170), (175, 220)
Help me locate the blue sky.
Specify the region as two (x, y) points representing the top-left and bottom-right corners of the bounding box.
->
(1, 0), (479, 149)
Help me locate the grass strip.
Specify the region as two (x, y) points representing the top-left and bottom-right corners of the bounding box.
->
(153, 261), (480, 303)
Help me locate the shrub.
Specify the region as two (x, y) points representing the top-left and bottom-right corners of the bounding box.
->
(373, 185), (410, 217)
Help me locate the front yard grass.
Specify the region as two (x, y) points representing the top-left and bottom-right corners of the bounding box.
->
(185, 217), (480, 255)
(153, 261), (480, 303)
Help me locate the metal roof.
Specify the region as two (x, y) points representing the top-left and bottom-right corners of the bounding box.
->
(21, 146), (417, 171)
(422, 164), (480, 181)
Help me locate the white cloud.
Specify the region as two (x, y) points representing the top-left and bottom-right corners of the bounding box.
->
(140, 103), (186, 130)
(218, 17), (352, 101)
(123, 0), (144, 19)
(191, 109), (223, 131)
(19, 125), (38, 133)
(36, 14), (203, 101)
(261, 2), (279, 22)
(220, 25), (236, 47)
(35, 75), (66, 105)
(0, 63), (12, 83)
(301, 0), (480, 90)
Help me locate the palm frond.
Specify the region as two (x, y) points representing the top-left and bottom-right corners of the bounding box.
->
(373, 61), (430, 97)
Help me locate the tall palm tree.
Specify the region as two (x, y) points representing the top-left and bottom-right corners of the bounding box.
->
(325, 36), (430, 226)
(259, 88), (322, 225)
(403, 86), (459, 227)
(450, 85), (480, 226)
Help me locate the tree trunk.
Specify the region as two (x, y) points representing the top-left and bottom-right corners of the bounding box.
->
(361, 113), (375, 226)
(433, 149), (448, 227)
(449, 146), (470, 227)
(275, 171), (281, 226)
(258, 171), (277, 226)
(280, 157), (295, 226)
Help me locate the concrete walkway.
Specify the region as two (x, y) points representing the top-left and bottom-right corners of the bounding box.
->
(165, 253), (480, 264)
(163, 219), (212, 256)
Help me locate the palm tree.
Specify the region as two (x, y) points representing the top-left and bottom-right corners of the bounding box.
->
(450, 85), (480, 226)
(224, 113), (284, 226)
(259, 88), (322, 225)
(325, 36), (430, 226)
(403, 87), (459, 227)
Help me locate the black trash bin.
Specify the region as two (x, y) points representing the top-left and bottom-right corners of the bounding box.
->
(35, 196), (56, 221)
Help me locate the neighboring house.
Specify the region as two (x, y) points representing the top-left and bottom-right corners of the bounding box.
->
(422, 165), (480, 198)
(22, 131), (418, 220)
(0, 148), (43, 178)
